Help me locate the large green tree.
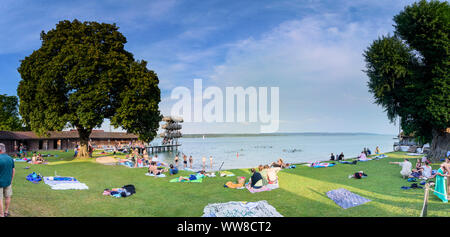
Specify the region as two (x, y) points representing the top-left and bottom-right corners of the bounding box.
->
(0, 94), (24, 131)
(18, 19), (161, 158)
(364, 0), (449, 161)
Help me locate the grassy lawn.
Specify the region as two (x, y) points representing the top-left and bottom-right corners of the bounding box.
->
(8, 150), (449, 217)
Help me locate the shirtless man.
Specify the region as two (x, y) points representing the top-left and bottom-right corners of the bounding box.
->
(183, 155), (188, 169)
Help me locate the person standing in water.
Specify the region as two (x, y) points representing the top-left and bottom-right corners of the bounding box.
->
(202, 156), (206, 170)
(174, 155), (179, 168)
(183, 155), (188, 169)
(209, 156), (213, 169)
(189, 155), (193, 169)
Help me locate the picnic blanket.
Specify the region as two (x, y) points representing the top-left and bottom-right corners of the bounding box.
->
(245, 181), (279, 193)
(14, 158), (30, 162)
(246, 184), (271, 193)
(326, 188), (371, 209)
(202, 200), (283, 217)
(43, 176), (89, 190)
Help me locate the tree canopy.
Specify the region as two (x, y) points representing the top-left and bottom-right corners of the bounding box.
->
(0, 94), (24, 131)
(17, 19), (161, 157)
(363, 0), (449, 159)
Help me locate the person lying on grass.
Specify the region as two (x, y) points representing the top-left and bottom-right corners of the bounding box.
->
(178, 170), (205, 182)
(389, 159), (412, 179)
(148, 162), (168, 177)
(271, 158), (290, 169)
(348, 171), (368, 179)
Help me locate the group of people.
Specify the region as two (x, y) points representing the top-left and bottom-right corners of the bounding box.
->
(73, 143), (94, 158)
(174, 154), (214, 170)
(246, 159), (291, 189)
(30, 153), (46, 165)
(14, 143), (28, 158)
(390, 156), (449, 203)
(330, 152), (345, 161)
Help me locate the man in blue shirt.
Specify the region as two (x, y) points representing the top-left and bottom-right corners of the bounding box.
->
(0, 143), (15, 217)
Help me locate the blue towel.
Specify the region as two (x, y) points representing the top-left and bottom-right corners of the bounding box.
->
(326, 188), (371, 209)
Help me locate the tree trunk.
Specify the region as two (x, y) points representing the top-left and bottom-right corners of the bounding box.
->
(428, 129), (450, 162)
(76, 127), (91, 159)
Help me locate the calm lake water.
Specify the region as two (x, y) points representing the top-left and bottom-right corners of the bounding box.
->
(149, 133), (396, 171)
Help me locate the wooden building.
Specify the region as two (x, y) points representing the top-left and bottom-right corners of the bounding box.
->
(0, 130), (139, 154)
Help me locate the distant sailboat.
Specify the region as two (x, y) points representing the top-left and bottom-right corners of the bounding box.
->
(203, 135), (205, 140)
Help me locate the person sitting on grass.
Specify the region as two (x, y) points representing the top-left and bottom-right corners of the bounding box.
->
(258, 165), (269, 185)
(169, 164), (178, 176)
(358, 151), (370, 161)
(338, 152), (345, 161)
(421, 161), (432, 180)
(248, 168), (263, 189)
(389, 159), (412, 179)
(410, 159), (424, 178)
(375, 146), (380, 155)
(148, 162), (167, 177)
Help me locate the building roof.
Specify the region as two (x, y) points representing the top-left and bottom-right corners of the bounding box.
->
(0, 130), (138, 140)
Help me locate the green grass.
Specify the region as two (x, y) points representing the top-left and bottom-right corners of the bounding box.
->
(8, 151), (449, 217)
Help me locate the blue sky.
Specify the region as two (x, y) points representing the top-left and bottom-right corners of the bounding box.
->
(0, 0), (418, 134)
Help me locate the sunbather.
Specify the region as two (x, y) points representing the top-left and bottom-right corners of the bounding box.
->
(358, 151), (370, 161)
(148, 162), (167, 177)
(178, 171), (205, 182)
(348, 171), (367, 179)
